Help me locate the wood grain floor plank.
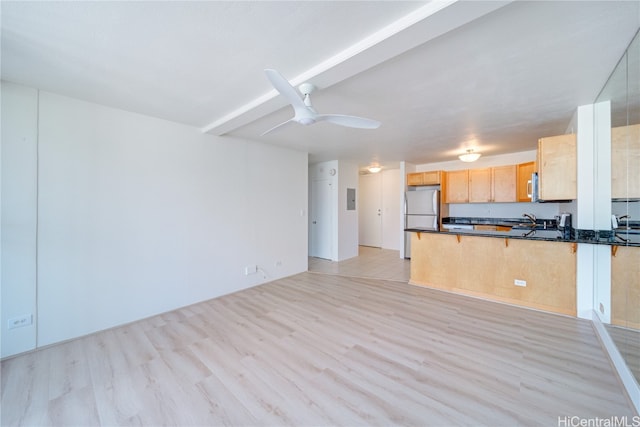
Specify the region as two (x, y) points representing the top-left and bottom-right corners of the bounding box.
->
(195, 373), (259, 426)
(2, 268), (635, 426)
(1, 352), (51, 426)
(606, 324), (640, 382)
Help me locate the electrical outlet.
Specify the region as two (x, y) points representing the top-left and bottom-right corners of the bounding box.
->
(244, 265), (257, 275)
(514, 279), (527, 287)
(8, 314), (33, 329)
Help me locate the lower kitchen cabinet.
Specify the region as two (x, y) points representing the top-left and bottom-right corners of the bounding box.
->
(611, 245), (640, 329)
(410, 232), (576, 316)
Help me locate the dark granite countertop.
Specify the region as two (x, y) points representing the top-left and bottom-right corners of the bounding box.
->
(406, 227), (571, 243)
(407, 217), (640, 247)
(443, 216), (558, 228)
(406, 227), (640, 247)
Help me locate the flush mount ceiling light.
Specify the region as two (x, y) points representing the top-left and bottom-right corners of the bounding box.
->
(368, 165), (382, 173)
(459, 149), (482, 162)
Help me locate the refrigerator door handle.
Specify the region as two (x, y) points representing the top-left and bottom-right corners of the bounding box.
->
(404, 194), (408, 228)
(432, 190), (439, 216)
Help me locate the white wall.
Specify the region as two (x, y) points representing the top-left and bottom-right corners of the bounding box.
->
(337, 161), (359, 261)
(1, 82), (308, 357)
(417, 150), (537, 172)
(448, 202), (565, 219)
(1, 83), (39, 356)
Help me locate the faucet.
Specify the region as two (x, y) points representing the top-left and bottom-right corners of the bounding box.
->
(614, 214), (631, 230)
(522, 213), (537, 227)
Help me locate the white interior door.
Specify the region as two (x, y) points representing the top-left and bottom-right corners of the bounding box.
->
(359, 173), (382, 247)
(381, 169), (401, 250)
(310, 179), (332, 259)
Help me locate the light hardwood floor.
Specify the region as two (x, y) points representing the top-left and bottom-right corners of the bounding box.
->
(606, 324), (640, 382)
(308, 246), (410, 282)
(2, 251), (636, 426)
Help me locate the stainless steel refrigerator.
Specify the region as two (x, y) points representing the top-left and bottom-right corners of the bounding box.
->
(404, 189), (439, 258)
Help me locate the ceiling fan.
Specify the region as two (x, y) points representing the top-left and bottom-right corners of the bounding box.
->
(261, 69), (381, 136)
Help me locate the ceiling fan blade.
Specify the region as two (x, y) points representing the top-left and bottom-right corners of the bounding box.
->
(264, 69), (307, 113)
(260, 118), (297, 136)
(315, 114), (381, 129)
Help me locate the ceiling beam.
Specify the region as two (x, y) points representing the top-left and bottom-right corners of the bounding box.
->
(201, 0), (512, 135)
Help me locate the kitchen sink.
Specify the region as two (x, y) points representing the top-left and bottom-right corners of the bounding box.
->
(511, 223), (551, 231)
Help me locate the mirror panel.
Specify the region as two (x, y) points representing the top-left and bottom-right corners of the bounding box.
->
(598, 30), (640, 384)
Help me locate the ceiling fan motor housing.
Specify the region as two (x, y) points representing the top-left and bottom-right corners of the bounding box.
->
(298, 82), (316, 96)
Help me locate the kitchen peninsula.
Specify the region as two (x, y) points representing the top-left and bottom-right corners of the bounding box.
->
(406, 218), (640, 318)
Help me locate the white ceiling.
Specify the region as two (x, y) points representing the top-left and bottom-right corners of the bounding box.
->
(2, 1), (639, 169)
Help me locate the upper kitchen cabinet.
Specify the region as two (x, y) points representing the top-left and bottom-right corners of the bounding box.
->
(407, 170), (442, 186)
(491, 165), (517, 202)
(537, 134), (577, 201)
(443, 170), (469, 203)
(517, 161), (535, 202)
(468, 168), (492, 202)
(611, 124), (640, 199)
(468, 166), (516, 203)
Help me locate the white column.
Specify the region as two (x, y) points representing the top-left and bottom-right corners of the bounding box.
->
(575, 102), (612, 321)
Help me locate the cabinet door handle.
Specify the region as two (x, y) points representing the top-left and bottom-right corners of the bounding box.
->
(527, 180), (532, 198)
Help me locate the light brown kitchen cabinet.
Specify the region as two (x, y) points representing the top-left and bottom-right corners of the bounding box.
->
(407, 172), (424, 186)
(468, 168), (492, 202)
(443, 170), (469, 203)
(491, 165), (517, 202)
(410, 232), (577, 316)
(466, 166), (516, 203)
(537, 134), (576, 201)
(407, 170), (441, 186)
(517, 161), (536, 202)
(611, 124), (640, 199)
(611, 245), (640, 329)
(422, 170), (441, 185)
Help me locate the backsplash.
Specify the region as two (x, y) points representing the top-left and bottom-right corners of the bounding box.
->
(612, 200), (640, 220)
(448, 201), (568, 219)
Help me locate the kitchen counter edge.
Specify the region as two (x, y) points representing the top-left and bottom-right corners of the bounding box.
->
(405, 228), (640, 247)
